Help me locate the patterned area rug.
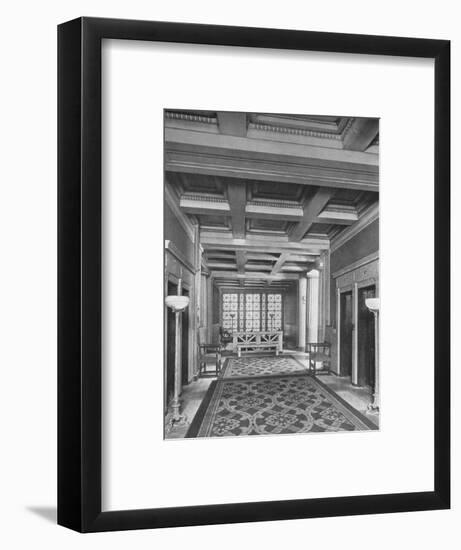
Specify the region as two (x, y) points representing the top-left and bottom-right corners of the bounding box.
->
(187, 372), (377, 438)
(220, 355), (307, 379)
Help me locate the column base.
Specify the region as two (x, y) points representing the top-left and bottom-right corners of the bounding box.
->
(367, 396), (380, 415)
(164, 410), (189, 436)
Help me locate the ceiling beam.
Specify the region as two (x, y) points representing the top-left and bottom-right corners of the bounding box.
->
(200, 232), (328, 254)
(165, 119), (379, 192)
(246, 252), (279, 261)
(245, 264), (273, 271)
(204, 251), (236, 260)
(288, 188), (334, 242)
(317, 205), (358, 224)
(217, 112), (248, 137)
(211, 270), (299, 281)
(343, 118), (379, 152)
(288, 254), (318, 262)
(236, 250), (247, 274)
(179, 193), (358, 227)
(270, 252), (290, 276)
(216, 284), (294, 291)
(227, 182), (247, 238)
(165, 127), (378, 166)
(166, 148), (378, 191)
(206, 262), (238, 270)
(279, 265), (309, 272)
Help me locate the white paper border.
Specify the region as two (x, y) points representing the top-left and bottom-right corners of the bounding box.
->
(101, 39), (434, 511)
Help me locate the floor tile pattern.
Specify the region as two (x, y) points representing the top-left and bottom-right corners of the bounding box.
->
(220, 355), (307, 379)
(188, 370), (376, 438)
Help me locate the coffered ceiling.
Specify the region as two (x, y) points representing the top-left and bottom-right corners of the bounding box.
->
(165, 110), (379, 290)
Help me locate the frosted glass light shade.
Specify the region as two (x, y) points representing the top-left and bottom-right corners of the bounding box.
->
(365, 298), (380, 313)
(165, 295), (190, 312)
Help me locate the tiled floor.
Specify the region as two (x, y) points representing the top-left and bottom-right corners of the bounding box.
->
(289, 351), (378, 425)
(164, 351), (378, 438)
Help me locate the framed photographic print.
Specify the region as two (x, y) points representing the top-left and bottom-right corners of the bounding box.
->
(58, 17), (450, 532)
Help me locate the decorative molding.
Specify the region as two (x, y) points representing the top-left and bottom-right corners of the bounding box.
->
(181, 194), (304, 220)
(165, 239), (196, 274)
(181, 193), (227, 204)
(248, 122), (342, 140)
(330, 203), (379, 252)
(332, 251), (379, 279)
(248, 198), (301, 208)
(165, 111), (217, 125)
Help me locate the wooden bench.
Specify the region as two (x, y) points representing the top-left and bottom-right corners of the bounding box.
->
(237, 343), (279, 358)
(232, 331), (283, 357)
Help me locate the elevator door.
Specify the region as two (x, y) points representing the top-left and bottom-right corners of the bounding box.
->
(340, 291), (353, 377)
(357, 285), (376, 388)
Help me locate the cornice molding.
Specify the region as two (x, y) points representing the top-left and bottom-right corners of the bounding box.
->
(331, 251), (379, 279)
(181, 193), (228, 204)
(165, 111), (217, 125)
(247, 198), (301, 208)
(330, 203), (379, 252)
(248, 122), (342, 140)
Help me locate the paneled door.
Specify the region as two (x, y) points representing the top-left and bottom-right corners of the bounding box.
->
(340, 291), (353, 377)
(357, 285), (376, 388)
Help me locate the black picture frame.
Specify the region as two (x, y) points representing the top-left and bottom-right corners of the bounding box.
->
(58, 17), (450, 533)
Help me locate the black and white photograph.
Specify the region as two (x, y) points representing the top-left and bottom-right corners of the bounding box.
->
(164, 110), (380, 439)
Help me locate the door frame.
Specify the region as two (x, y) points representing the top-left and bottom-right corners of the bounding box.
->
(334, 254), (379, 382)
(336, 285), (353, 377)
(354, 277), (379, 386)
(337, 277), (379, 383)
(357, 282), (377, 388)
